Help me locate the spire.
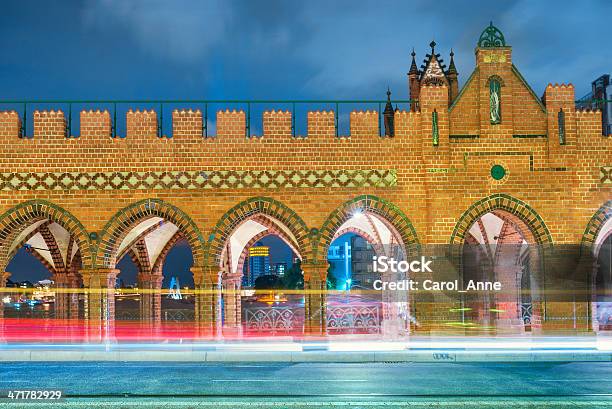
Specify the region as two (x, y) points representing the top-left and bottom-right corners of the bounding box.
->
(409, 48), (419, 75)
(447, 49), (457, 74)
(384, 88), (395, 137)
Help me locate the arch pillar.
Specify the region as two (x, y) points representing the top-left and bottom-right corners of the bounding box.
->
(51, 272), (71, 320)
(67, 273), (81, 320)
(192, 265), (221, 337)
(137, 271), (163, 325)
(303, 262), (327, 336)
(222, 272), (242, 329)
(80, 268), (118, 341)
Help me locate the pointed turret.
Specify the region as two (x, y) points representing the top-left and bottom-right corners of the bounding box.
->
(446, 49), (459, 103)
(408, 48), (420, 111)
(383, 88), (395, 137)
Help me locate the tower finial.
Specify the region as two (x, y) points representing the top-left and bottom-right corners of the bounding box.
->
(430, 40), (436, 52)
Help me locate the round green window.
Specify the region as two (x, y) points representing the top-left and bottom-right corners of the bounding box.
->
(490, 164), (506, 180)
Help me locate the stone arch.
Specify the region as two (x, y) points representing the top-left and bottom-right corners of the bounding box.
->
(450, 194), (552, 247)
(0, 200), (92, 272)
(206, 197), (310, 267)
(581, 200), (612, 256)
(314, 195), (420, 262)
(95, 198), (205, 269)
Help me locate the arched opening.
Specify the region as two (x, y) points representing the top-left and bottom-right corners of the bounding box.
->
(318, 197), (417, 337)
(594, 218), (612, 331)
(217, 215), (303, 335)
(461, 210), (540, 333)
(0, 201), (89, 341)
(96, 199), (205, 338)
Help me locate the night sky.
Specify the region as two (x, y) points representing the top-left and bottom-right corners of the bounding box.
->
(2, 1), (610, 284)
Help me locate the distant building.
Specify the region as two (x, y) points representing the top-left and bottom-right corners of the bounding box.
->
(273, 262), (287, 276)
(577, 74), (611, 135)
(244, 242), (270, 287)
(350, 235), (376, 288)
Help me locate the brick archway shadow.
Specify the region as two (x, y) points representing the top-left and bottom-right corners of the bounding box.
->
(581, 200), (612, 256)
(0, 200), (92, 272)
(206, 197), (311, 267)
(314, 195), (420, 263)
(450, 194), (553, 246)
(95, 199), (206, 269)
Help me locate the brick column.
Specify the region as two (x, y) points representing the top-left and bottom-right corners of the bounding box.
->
(138, 272), (163, 325)
(68, 273), (81, 320)
(192, 266), (221, 337)
(52, 272), (71, 320)
(303, 262), (326, 336)
(222, 273), (242, 328)
(80, 268), (118, 341)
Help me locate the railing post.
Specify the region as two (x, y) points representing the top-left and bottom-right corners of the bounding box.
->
(22, 103), (27, 138)
(158, 103), (163, 138)
(335, 102), (339, 137)
(112, 102), (117, 138)
(292, 102), (296, 137)
(204, 103), (208, 138)
(246, 102), (251, 138)
(67, 103), (72, 138)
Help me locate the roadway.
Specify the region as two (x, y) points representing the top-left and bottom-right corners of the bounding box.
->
(1, 361), (612, 407)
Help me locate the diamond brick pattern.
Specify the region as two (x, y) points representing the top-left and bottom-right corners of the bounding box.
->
(600, 167), (611, 184)
(0, 170), (396, 192)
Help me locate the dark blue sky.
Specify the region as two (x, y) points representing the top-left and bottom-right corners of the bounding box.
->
(0, 0), (610, 101)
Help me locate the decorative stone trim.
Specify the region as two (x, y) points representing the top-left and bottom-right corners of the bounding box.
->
(0, 169), (397, 191)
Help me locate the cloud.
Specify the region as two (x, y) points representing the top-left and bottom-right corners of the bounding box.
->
(82, 0), (233, 63)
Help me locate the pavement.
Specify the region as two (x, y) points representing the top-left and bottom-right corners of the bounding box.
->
(2, 336), (612, 363)
(0, 361), (612, 408)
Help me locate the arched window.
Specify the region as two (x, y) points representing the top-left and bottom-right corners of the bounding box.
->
(489, 76), (502, 124)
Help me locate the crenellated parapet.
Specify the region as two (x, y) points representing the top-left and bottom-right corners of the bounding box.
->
(307, 111), (335, 139)
(172, 109), (203, 140)
(349, 110), (379, 138)
(216, 109), (245, 139)
(34, 110), (66, 139)
(80, 110), (112, 139)
(263, 110), (292, 139)
(0, 111), (21, 139)
(126, 110), (158, 140)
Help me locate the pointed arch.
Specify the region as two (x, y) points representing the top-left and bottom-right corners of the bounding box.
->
(581, 200), (612, 256)
(314, 195), (420, 262)
(0, 200), (92, 272)
(95, 198), (205, 269)
(206, 197), (310, 267)
(450, 194), (553, 246)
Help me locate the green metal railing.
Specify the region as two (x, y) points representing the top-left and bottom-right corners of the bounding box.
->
(1, 98), (610, 139)
(0, 99), (416, 139)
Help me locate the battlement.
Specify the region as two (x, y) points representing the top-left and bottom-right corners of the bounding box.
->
(543, 83), (575, 107)
(34, 110), (66, 139)
(0, 111), (21, 138)
(307, 111), (335, 139)
(216, 109), (245, 139)
(126, 110), (158, 139)
(349, 110), (379, 138)
(263, 110), (292, 139)
(172, 109), (203, 140)
(81, 110), (112, 139)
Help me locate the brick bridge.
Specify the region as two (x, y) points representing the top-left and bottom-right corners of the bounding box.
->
(0, 24), (610, 339)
